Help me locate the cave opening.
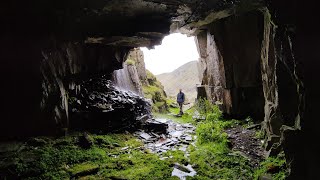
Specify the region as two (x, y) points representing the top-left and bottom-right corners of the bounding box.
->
(141, 33), (200, 104)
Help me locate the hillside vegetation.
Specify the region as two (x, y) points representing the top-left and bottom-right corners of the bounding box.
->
(142, 70), (168, 113)
(156, 61), (200, 103)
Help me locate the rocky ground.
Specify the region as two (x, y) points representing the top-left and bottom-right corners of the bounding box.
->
(0, 116), (273, 179)
(1, 86), (271, 180)
(225, 125), (267, 167)
(68, 76), (152, 132)
(134, 117), (268, 179)
(135, 118), (197, 179)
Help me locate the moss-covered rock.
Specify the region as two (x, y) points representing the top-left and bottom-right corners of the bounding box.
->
(125, 58), (136, 66)
(142, 70), (168, 113)
(68, 163), (100, 178)
(0, 133), (175, 179)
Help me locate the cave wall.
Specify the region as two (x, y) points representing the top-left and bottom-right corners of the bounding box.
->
(112, 48), (148, 96)
(40, 41), (130, 136)
(195, 1), (320, 178)
(113, 63), (143, 96)
(127, 48), (148, 85)
(1, 0), (266, 138)
(1, 0), (179, 138)
(264, 0), (320, 178)
(196, 11), (265, 121)
(3, 0), (319, 177)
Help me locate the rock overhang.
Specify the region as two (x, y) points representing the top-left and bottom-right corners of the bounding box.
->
(42, 0), (265, 48)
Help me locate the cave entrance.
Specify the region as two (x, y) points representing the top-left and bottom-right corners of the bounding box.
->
(141, 33), (200, 106)
(127, 10), (266, 122)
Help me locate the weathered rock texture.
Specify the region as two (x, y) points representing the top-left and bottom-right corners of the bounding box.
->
(3, 0), (264, 136)
(112, 48), (147, 96)
(113, 63), (143, 96)
(195, 1), (320, 178)
(112, 48), (151, 95)
(261, 1), (320, 178)
(68, 76), (151, 132)
(127, 48), (148, 85)
(40, 44), (130, 135)
(2, 0), (319, 178)
(196, 11), (265, 121)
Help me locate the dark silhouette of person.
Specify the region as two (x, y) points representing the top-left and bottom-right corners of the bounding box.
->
(176, 89), (185, 115)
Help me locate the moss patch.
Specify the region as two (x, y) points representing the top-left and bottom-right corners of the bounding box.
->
(0, 133), (174, 180)
(154, 106), (195, 124)
(253, 152), (288, 180)
(68, 163), (99, 177)
(125, 58), (135, 66)
(142, 70), (168, 113)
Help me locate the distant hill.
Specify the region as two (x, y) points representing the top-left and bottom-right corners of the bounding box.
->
(156, 61), (200, 102)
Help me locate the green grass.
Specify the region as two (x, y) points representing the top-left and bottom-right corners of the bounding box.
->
(153, 106), (195, 124)
(154, 102), (257, 179)
(67, 162), (99, 177)
(255, 130), (265, 140)
(142, 84), (168, 113)
(253, 152), (288, 180)
(187, 105), (254, 179)
(162, 150), (188, 165)
(1, 133), (176, 180)
(189, 142), (253, 179)
(3, 99), (288, 180)
(186, 101), (287, 180)
(166, 98), (176, 106)
(125, 59), (135, 66)
(143, 70), (169, 113)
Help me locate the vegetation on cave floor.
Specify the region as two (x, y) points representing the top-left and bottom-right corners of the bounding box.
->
(154, 98), (288, 179)
(0, 100), (287, 180)
(152, 98), (195, 124)
(0, 133), (178, 180)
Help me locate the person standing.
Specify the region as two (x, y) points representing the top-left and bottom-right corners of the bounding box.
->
(177, 89), (185, 115)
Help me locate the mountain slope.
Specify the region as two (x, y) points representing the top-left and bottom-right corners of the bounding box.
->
(156, 61), (200, 102)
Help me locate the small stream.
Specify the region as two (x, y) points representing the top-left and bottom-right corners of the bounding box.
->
(134, 118), (197, 179)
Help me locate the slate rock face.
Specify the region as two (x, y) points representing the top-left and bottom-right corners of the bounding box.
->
(68, 75), (151, 132)
(196, 11), (265, 121)
(113, 63), (144, 96)
(126, 48), (148, 85)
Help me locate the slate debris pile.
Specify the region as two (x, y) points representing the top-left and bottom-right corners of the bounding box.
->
(225, 126), (267, 167)
(135, 118), (196, 154)
(68, 75), (152, 132)
(135, 118), (198, 179)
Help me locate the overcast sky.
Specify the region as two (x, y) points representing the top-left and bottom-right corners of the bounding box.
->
(141, 33), (199, 75)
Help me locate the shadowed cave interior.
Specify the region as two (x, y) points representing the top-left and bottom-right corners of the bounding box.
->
(1, 0), (320, 179)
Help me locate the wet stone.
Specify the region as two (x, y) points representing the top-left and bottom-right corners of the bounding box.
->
(134, 118), (196, 155)
(68, 76), (152, 132)
(172, 163), (197, 180)
(139, 132), (152, 140)
(133, 117), (198, 179)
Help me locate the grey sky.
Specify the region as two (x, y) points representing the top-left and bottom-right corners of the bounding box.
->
(141, 33), (199, 75)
